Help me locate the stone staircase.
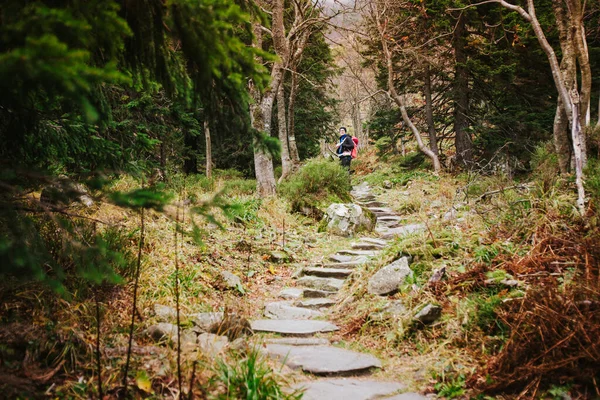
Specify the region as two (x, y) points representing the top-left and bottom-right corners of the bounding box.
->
(250, 182), (428, 400)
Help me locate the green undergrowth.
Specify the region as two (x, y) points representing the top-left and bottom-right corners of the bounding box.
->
(278, 158), (351, 217)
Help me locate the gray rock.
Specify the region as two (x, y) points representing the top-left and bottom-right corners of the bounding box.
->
(219, 270), (243, 290)
(190, 312), (224, 332)
(154, 304), (178, 322)
(264, 302), (323, 319)
(368, 207), (395, 214)
(146, 323), (178, 342)
(269, 250), (293, 263)
(351, 239), (386, 250)
(303, 267), (353, 279)
(368, 257), (413, 296)
(197, 333), (228, 357)
(414, 304), (442, 324)
(322, 203), (376, 237)
(297, 276), (345, 292)
(251, 319), (338, 336)
(383, 180), (393, 189)
(262, 338), (330, 346)
(295, 379), (405, 400)
(40, 179), (94, 208)
(278, 287), (304, 300)
(295, 298), (336, 309)
(370, 300), (407, 322)
(263, 345), (381, 375)
(428, 267), (446, 283)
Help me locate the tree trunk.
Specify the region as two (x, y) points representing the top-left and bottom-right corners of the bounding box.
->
(277, 83), (293, 183)
(571, 92), (586, 215)
(423, 63), (439, 156)
(287, 71), (300, 163)
(352, 102), (362, 142)
(204, 120), (212, 179)
(453, 13), (473, 167)
(553, 99), (572, 173)
(250, 24), (280, 197)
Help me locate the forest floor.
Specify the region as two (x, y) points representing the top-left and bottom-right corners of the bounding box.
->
(1, 150), (598, 399)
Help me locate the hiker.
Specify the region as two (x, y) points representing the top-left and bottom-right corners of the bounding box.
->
(335, 127), (355, 170)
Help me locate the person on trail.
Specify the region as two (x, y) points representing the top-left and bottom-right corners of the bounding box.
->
(335, 127), (355, 170)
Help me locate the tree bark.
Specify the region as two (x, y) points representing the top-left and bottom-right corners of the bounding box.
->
(277, 83), (293, 183)
(423, 63), (439, 156)
(204, 120), (212, 179)
(352, 102), (362, 143)
(553, 99), (572, 173)
(287, 71), (300, 163)
(453, 13), (473, 167)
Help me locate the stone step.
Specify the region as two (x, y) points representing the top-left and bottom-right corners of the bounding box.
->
(336, 249), (379, 257)
(368, 207), (395, 214)
(303, 267), (353, 279)
(351, 242), (385, 251)
(358, 237), (389, 246)
(297, 276), (345, 292)
(251, 319), (338, 336)
(278, 287), (304, 300)
(295, 298), (336, 309)
(264, 302), (323, 320)
(328, 254), (368, 264)
(376, 223), (425, 239)
(262, 337), (330, 346)
(377, 215), (403, 222)
(320, 261), (366, 269)
(294, 379), (407, 400)
(358, 200), (387, 207)
(262, 344), (381, 375)
(303, 288), (337, 298)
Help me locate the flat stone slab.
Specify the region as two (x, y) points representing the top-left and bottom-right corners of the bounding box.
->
(377, 215), (403, 222)
(303, 289), (337, 298)
(278, 287), (304, 300)
(264, 302), (323, 319)
(264, 345), (381, 375)
(297, 276), (345, 292)
(351, 242), (385, 250)
(336, 249), (379, 257)
(295, 298), (336, 309)
(251, 320), (338, 336)
(321, 261), (368, 269)
(359, 201), (387, 207)
(377, 224), (425, 239)
(329, 254), (368, 263)
(262, 338), (330, 346)
(358, 237), (389, 246)
(295, 379), (405, 400)
(303, 267), (353, 279)
(368, 207), (395, 214)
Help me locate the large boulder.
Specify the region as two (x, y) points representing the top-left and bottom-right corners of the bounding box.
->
(321, 203), (376, 237)
(40, 178), (94, 208)
(368, 257), (413, 295)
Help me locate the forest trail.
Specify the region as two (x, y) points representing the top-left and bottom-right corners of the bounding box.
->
(250, 182), (428, 400)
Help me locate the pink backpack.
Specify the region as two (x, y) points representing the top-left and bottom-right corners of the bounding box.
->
(351, 137), (359, 159)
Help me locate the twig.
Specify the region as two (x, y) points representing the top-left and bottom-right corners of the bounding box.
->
(122, 207), (145, 396)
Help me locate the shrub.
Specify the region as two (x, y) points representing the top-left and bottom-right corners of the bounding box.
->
(210, 350), (302, 400)
(223, 179), (256, 196)
(278, 159), (351, 216)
